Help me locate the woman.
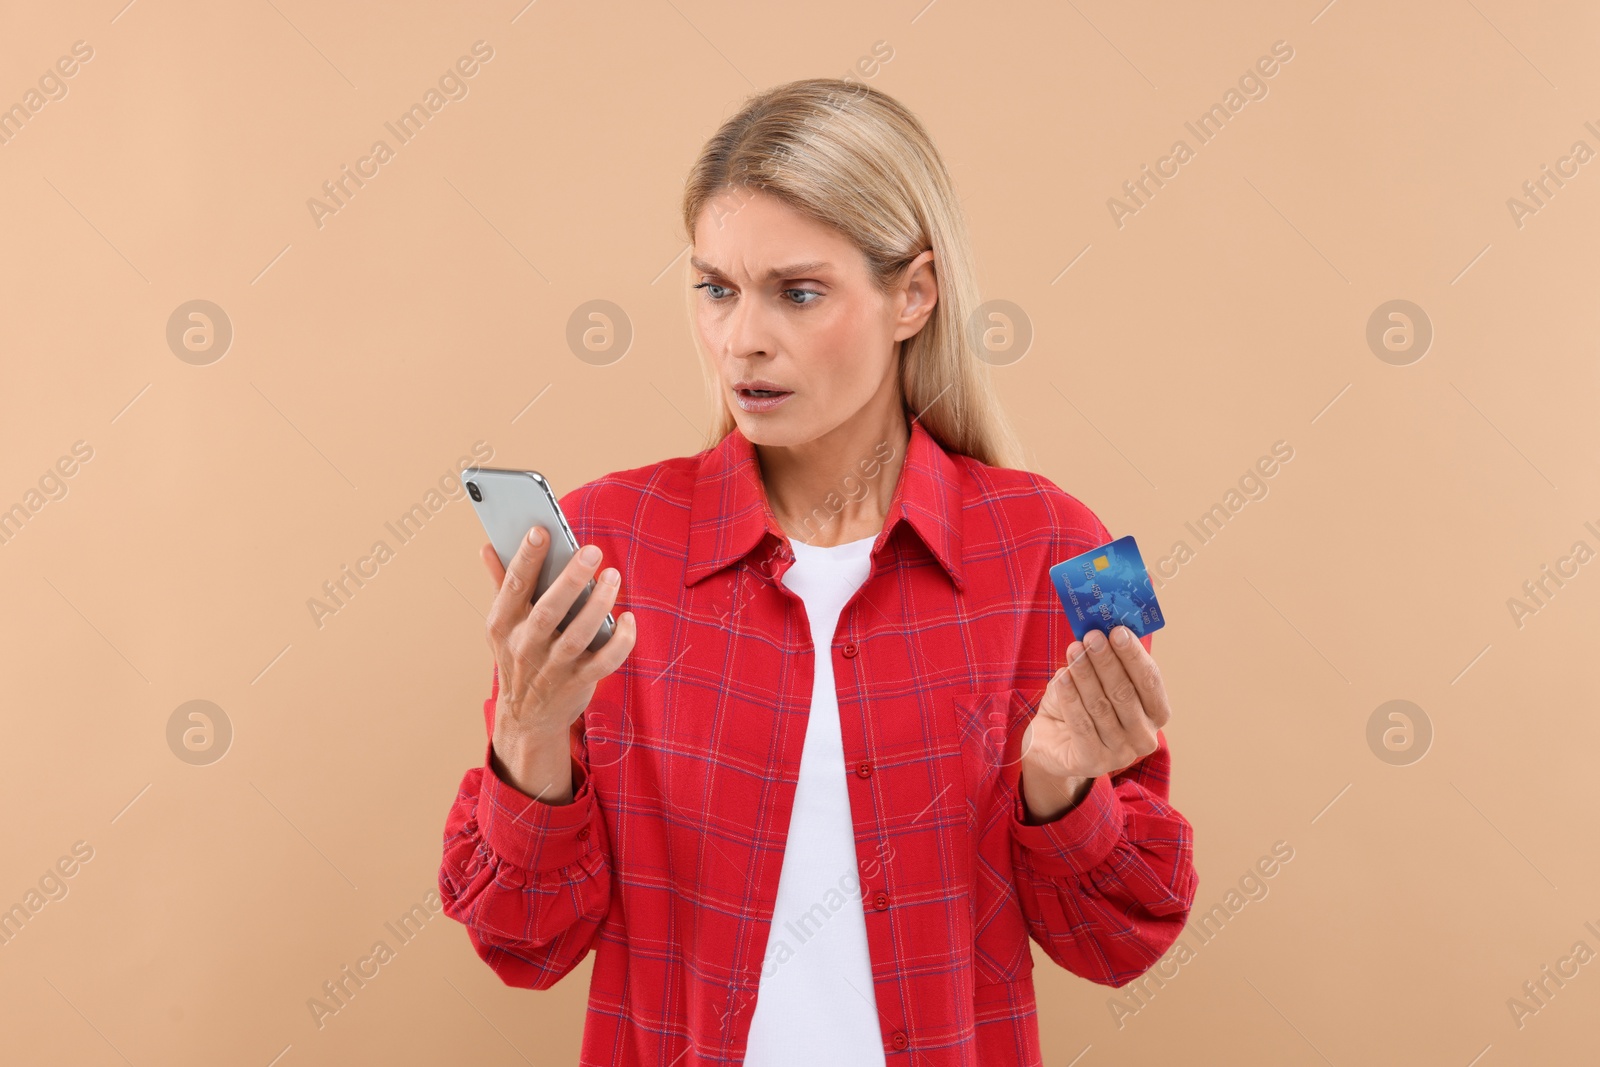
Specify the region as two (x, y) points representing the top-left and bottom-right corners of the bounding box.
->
(439, 77), (1196, 1066)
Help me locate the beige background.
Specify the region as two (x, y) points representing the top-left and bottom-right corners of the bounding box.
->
(1, 0), (1596, 1063)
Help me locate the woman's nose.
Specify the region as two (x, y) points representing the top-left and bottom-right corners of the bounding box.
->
(722, 290), (773, 358)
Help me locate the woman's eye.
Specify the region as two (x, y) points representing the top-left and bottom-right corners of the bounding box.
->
(693, 282), (818, 306)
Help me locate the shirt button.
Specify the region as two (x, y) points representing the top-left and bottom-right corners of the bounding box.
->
(577, 826), (591, 840)
(841, 642), (858, 658)
(855, 760), (872, 778)
(873, 891), (889, 910)
(891, 1032), (908, 1050)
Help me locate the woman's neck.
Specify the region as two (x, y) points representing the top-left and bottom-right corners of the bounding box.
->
(755, 402), (911, 548)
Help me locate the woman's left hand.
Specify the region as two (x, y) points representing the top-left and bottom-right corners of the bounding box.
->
(1019, 624), (1172, 823)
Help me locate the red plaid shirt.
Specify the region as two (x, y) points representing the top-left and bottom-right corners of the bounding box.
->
(439, 415), (1197, 1065)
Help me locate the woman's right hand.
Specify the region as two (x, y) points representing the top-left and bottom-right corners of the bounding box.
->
(481, 526), (637, 803)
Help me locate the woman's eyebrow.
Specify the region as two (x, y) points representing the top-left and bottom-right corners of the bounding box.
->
(690, 257), (832, 280)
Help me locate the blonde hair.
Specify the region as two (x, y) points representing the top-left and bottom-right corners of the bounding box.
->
(680, 77), (1027, 471)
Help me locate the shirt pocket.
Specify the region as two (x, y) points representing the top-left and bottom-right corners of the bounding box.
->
(949, 689), (1029, 816)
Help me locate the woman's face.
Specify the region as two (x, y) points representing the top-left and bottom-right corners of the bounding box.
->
(690, 187), (935, 447)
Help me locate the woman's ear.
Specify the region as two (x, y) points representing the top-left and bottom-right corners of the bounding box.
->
(893, 250), (938, 342)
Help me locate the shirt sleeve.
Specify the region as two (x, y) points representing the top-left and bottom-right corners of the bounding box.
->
(1004, 716), (1196, 985)
(438, 664), (611, 990)
(1008, 638), (1199, 986)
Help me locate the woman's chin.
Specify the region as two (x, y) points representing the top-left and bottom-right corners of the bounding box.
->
(731, 409), (799, 445)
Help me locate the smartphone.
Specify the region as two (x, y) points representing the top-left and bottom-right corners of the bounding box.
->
(461, 467), (615, 652)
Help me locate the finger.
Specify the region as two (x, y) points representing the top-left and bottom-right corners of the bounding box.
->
(1065, 633), (1125, 748)
(488, 526), (549, 636)
(577, 609), (638, 684)
(1108, 625), (1172, 730)
(550, 563), (623, 662)
(1034, 669), (1105, 764)
(1081, 628), (1150, 736)
(528, 542), (605, 642)
(480, 542), (507, 589)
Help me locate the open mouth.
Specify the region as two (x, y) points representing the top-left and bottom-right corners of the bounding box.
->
(734, 385), (794, 411)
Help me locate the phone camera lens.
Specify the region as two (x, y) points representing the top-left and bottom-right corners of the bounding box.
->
(466, 481), (482, 502)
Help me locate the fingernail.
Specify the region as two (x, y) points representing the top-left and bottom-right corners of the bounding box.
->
(1113, 627), (1130, 646)
(1067, 641), (1083, 661)
(528, 527), (544, 545)
(1085, 629), (1104, 650)
(600, 567), (619, 585)
(579, 544), (601, 564)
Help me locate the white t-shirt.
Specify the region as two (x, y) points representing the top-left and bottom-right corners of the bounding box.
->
(744, 532), (888, 1066)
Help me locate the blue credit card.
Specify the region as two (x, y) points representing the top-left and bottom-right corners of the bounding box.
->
(1049, 535), (1165, 641)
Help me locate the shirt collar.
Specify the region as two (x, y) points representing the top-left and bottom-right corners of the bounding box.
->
(685, 414), (966, 592)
